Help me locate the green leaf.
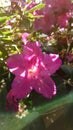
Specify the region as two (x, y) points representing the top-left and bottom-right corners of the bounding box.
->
(25, 3), (45, 14)
(61, 65), (73, 79)
(0, 92), (73, 130)
(0, 45), (8, 59)
(27, 13), (43, 21)
(0, 16), (10, 24)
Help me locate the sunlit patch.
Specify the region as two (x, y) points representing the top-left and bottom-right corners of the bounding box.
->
(48, 4), (52, 8)
(20, 71), (26, 77)
(41, 61), (46, 69)
(10, 67), (19, 72)
(28, 54), (35, 60)
(50, 54), (59, 62)
(0, 0), (11, 7)
(53, 85), (56, 95)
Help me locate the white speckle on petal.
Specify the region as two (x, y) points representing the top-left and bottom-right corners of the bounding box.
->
(30, 86), (33, 90)
(53, 85), (56, 95)
(39, 87), (41, 91)
(10, 67), (19, 72)
(20, 71), (26, 77)
(50, 54), (59, 62)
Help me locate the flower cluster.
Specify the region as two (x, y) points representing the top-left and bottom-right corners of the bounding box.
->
(34, 0), (72, 33)
(0, 0), (72, 112)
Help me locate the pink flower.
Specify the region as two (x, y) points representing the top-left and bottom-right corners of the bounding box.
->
(34, 10), (55, 33)
(44, 0), (71, 14)
(33, 3), (55, 33)
(6, 41), (62, 110)
(33, 0), (72, 33)
(21, 33), (30, 44)
(57, 13), (71, 27)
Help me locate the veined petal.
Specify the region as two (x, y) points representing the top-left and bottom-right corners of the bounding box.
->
(42, 54), (62, 75)
(6, 54), (25, 76)
(6, 89), (18, 112)
(11, 77), (32, 99)
(6, 77), (33, 111)
(32, 75), (56, 98)
(22, 41), (43, 59)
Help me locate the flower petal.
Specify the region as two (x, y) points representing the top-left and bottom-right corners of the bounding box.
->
(32, 75), (56, 98)
(22, 33), (30, 43)
(22, 41), (43, 60)
(6, 89), (18, 112)
(6, 54), (25, 76)
(11, 77), (32, 99)
(6, 77), (33, 111)
(42, 54), (62, 75)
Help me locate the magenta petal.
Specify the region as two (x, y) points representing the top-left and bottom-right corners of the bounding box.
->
(6, 89), (18, 112)
(42, 54), (62, 75)
(44, 0), (71, 14)
(6, 77), (32, 111)
(22, 41), (42, 59)
(34, 13), (55, 33)
(6, 54), (25, 76)
(11, 77), (32, 99)
(22, 33), (30, 43)
(33, 76), (56, 98)
(57, 13), (70, 27)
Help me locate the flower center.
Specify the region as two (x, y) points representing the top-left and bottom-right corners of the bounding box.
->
(27, 58), (39, 78)
(28, 65), (38, 76)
